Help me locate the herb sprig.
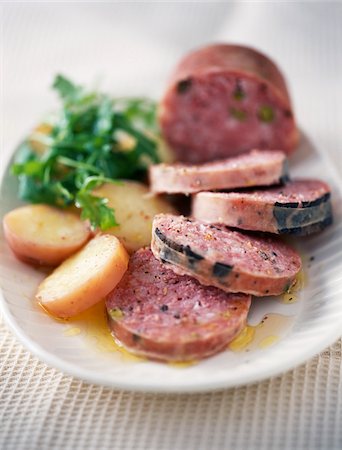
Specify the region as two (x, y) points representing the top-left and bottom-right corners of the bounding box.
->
(11, 75), (159, 230)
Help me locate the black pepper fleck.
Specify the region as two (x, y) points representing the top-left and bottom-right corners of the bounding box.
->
(177, 78), (192, 94)
(259, 251), (270, 261)
(132, 333), (141, 343)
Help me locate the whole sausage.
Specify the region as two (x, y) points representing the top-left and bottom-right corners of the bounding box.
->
(159, 44), (298, 163)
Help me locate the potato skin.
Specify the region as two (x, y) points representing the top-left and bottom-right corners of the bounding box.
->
(36, 234), (129, 318)
(93, 181), (176, 252)
(3, 204), (91, 266)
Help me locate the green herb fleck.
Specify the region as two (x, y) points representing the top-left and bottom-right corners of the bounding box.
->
(230, 108), (247, 121)
(109, 308), (124, 320)
(233, 84), (245, 100)
(258, 105), (274, 123)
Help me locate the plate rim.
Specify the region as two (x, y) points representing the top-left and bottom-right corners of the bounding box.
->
(1, 287), (342, 393)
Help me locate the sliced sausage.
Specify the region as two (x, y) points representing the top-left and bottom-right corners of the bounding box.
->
(192, 179), (333, 235)
(151, 214), (301, 296)
(159, 44), (298, 163)
(150, 149), (288, 194)
(106, 248), (251, 362)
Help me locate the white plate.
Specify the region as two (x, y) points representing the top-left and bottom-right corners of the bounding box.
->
(1, 136), (342, 393)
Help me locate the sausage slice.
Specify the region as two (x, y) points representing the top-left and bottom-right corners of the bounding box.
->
(151, 214), (301, 296)
(106, 248), (251, 361)
(150, 149), (288, 194)
(159, 44), (298, 163)
(192, 179), (333, 235)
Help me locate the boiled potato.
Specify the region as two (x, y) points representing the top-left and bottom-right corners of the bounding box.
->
(28, 122), (53, 155)
(93, 181), (176, 252)
(3, 204), (91, 266)
(36, 234), (129, 318)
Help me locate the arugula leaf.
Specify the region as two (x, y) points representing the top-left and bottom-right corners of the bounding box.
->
(17, 175), (73, 206)
(76, 177), (120, 230)
(76, 191), (117, 231)
(11, 75), (160, 230)
(115, 97), (158, 132)
(12, 159), (46, 178)
(95, 97), (114, 135)
(53, 75), (82, 103)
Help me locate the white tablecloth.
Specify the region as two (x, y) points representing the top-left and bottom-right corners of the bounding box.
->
(1, 3), (342, 449)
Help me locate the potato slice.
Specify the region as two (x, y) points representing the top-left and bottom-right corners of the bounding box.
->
(93, 181), (176, 252)
(36, 234), (129, 318)
(3, 204), (91, 266)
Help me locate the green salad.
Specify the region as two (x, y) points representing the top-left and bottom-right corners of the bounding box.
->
(11, 75), (160, 230)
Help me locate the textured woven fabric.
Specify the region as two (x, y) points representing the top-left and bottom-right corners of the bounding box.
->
(2, 3), (342, 449)
(1, 315), (342, 450)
